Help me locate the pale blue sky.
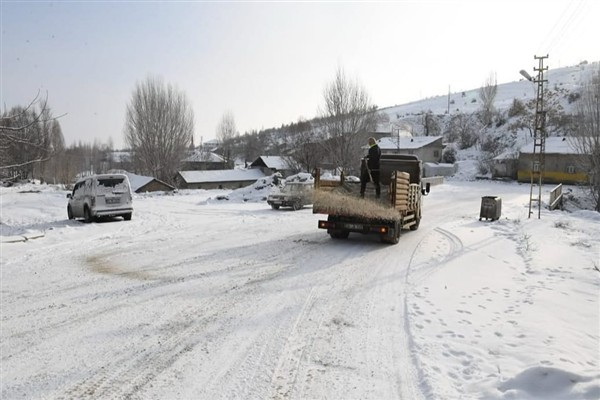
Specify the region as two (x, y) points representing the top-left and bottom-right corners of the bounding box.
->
(2, 0), (598, 149)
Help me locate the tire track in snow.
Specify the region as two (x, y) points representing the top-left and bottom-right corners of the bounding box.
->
(270, 287), (321, 399)
(267, 239), (407, 399)
(400, 226), (466, 400)
(55, 235), (326, 400)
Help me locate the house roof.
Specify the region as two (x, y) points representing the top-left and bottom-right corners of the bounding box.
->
(519, 137), (582, 155)
(183, 151), (225, 163)
(110, 151), (131, 163)
(250, 156), (290, 170)
(178, 168), (266, 184)
(122, 172), (175, 192)
(373, 122), (412, 136)
(377, 136), (443, 150)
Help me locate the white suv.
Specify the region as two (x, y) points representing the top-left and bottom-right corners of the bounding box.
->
(67, 174), (133, 222)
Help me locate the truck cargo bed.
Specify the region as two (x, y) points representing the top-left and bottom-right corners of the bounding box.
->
(312, 185), (401, 221)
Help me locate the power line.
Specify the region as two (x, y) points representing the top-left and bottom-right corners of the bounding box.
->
(537, 0), (587, 56)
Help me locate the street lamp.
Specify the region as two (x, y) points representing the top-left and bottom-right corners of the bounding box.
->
(519, 69), (533, 82)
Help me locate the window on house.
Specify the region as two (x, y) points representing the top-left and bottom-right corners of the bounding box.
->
(567, 165), (575, 174)
(434, 150), (440, 158)
(533, 161), (540, 172)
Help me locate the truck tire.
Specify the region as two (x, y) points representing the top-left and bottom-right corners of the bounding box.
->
(410, 209), (421, 231)
(410, 218), (420, 231)
(123, 213), (132, 221)
(330, 230), (349, 239)
(271, 204), (280, 210)
(382, 221), (400, 244)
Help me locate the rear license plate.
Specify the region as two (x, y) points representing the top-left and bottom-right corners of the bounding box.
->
(344, 223), (363, 230)
(106, 198), (120, 204)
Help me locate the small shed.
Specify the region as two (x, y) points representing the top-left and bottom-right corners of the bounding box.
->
(250, 156), (294, 177)
(377, 136), (444, 163)
(124, 172), (176, 193)
(176, 169), (267, 190)
(491, 151), (519, 180)
(517, 137), (588, 184)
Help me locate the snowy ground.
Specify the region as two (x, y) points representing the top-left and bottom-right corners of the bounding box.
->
(1, 176), (599, 400)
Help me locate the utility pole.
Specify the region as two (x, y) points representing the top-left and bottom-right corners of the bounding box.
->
(528, 55), (549, 219)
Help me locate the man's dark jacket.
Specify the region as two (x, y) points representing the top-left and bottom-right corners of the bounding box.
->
(366, 144), (381, 170)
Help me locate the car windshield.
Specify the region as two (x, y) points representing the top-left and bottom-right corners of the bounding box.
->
(282, 184), (310, 194)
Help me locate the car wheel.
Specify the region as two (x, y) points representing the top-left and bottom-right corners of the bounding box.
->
(123, 213), (132, 221)
(292, 200), (302, 211)
(67, 206), (74, 220)
(83, 206), (92, 223)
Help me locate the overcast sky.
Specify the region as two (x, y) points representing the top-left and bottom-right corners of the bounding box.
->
(2, 0), (598, 149)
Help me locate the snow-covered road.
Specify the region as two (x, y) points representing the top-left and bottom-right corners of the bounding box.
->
(1, 181), (598, 399)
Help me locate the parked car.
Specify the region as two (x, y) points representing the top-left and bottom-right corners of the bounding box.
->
(67, 174), (133, 222)
(267, 182), (313, 211)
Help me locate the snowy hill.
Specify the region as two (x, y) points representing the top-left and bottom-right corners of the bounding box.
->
(379, 61), (597, 121)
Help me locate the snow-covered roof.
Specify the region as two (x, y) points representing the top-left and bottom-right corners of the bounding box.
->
(493, 151), (519, 161)
(377, 136), (443, 150)
(252, 156), (290, 170)
(519, 137), (582, 155)
(178, 168), (266, 184)
(183, 151), (225, 163)
(110, 151), (131, 163)
(125, 173), (153, 192)
(373, 123), (412, 136)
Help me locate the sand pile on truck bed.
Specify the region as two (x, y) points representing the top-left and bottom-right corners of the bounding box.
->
(312, 189), (401, 221)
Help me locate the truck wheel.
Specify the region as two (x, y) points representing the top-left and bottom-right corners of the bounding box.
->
(123, 213), (132, 221)
(410, 210), (421, 231)
(271, 204), (280, 210)
(410, 218), (420, 231)
(330, 230), (349, 239)
(382, 222), (400, 244)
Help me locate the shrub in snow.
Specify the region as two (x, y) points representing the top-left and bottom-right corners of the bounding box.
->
(442, 146), (457, 164)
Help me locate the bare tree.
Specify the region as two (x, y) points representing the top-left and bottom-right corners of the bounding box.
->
(444, 112), (481, 149)
(216, 111), (237, 168)
(124, 77), (194, 184)
(570, 68), (600, 211)
(479, 72), (497, 126)
(508, 89), (567, 137)
(0, 93), (64, 181)
(318, 67), (377, 174)
(282, 118), (324, 173)
(38, 119), (66, 184)
(422, 110), (441, 136)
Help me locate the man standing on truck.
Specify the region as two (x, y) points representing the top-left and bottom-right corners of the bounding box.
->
(360, 137), (381, 198)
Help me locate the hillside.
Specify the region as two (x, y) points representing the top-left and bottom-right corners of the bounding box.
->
(243, 61), (598, 173)
(380, 61), (597, 123)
